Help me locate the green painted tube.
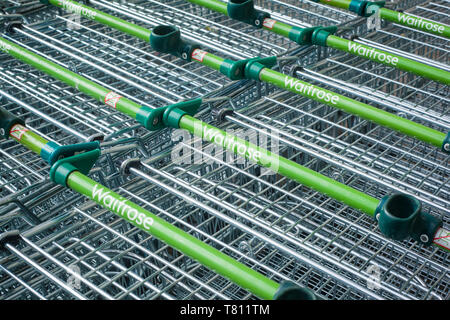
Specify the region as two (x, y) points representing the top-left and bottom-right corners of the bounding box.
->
(0, 36), (147, 120)
(380, 8), (450, 38)
(48, 0), (151, 41)
(179, 115), (381, 216)
(326, 35), (450, 85)
(257, 68), (447, 148)
(67, 171), (280, 299)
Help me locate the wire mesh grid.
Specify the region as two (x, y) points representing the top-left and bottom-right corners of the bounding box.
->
(91, 0), (356, 59)
(0, 0), (448, 301)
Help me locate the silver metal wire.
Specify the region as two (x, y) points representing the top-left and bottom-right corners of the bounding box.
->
(0, 0), (448, 300)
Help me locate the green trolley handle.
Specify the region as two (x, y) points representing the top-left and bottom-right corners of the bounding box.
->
(310, 0), (450, 38)
(28, 0), (450, 152)
(0, 106), (315, 300)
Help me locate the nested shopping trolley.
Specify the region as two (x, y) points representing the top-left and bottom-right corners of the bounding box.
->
(0, 0), (448, 300)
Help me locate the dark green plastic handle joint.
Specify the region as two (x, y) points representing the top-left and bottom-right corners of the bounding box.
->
(375, 193), (442, 245)
(149, 25), (200, 61)
(0, 106), (25, 140)
(41, 140), (101, 165)
(227, 0), (270, 28)
(219, 56), (277, 80)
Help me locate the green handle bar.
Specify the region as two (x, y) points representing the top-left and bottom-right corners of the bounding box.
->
(35, 0), (449, 151)
(182, 0), (450, 84)
(1, 112), (315, 300)
(314, 0), (450, 38)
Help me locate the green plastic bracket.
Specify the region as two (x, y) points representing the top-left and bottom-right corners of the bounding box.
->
(49, 149), (101, 187)
(273, 281), (317, 300)
(149, 25), (200, 61)
(375, 193), (442, 245)
(141, 98), (203, 131)
(0, 106), (25, 140)
(289, 26), (338, 47)
(441, 132), (450, 154)
(227, 0), (270, 28)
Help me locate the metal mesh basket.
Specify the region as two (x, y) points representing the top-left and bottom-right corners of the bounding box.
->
(0, 0), (448, 300)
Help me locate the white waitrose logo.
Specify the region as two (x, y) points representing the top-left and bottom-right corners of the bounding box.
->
(201, 124), (263, 163)
(284, 77), (340, 105)
(347, 42), (399, 66)
(397, 13), (444, 34)
(61, 0), (98, 20)
(0, 42), (12, 53)
(92, 184), (154, 230)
